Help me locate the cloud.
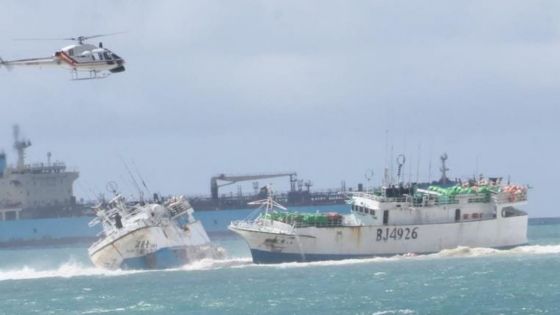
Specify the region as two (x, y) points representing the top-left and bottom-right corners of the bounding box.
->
(0, 0), (559, 215)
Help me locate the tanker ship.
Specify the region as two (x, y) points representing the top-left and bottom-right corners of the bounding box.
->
(0, 125), (82, 220)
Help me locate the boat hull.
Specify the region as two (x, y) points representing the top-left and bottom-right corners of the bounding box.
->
(89, 221), (222, 270)
(231, 215), (528, 264)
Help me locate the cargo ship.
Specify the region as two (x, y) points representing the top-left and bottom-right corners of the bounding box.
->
(229, 178), (529, 263)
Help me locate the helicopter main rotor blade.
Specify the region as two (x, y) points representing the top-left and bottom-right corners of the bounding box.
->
(13, 38), (67, 41)
(13, 32), (126, 42)
(81, 32), (126, 40)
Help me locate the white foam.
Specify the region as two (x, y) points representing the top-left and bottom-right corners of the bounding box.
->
(372, 309), (416, 315)
(243, 256), (402, 269)
(81, 301), (159, 314)
(179, 257), (253, 271)
(372, 310), (416, 315)
(0, 261), (144, 282)
(1, 244), (558, 281)
(236, 244), (560, 269)
(431, 244), (560, 258)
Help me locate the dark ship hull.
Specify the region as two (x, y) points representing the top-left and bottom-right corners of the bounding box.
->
(188, 190), (347, 211)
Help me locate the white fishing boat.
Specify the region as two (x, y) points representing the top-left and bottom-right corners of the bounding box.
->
(88, 194), (225, 270)
(229, 157), (529, 264)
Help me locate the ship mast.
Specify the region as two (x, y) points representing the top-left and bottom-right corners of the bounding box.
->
(439, 153), (450, 184)
(13, 125), (31, 171)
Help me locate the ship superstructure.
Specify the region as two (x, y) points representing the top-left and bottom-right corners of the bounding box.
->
(0, 125), (79, 220)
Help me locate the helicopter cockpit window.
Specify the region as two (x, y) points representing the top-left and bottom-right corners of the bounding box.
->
(111, 53), (121, 60)
(81, 51), (95, 61)
(98, 53), (104, 60)
(103, 52), (112, 60)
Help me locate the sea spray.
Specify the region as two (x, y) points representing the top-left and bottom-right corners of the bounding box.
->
(2, 244), (558, 281)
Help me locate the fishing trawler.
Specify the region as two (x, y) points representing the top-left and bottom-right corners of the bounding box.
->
(229, 156), (529, 263)
(88, 192), (225, 270)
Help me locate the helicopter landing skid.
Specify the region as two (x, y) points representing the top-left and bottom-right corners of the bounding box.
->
(71, 70), (110, 81)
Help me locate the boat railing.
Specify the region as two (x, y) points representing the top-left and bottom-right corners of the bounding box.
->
(350, 192), (409, 203)
(231, 219), (343, 233)
(230, 219), (295, 234)
(291, 221), (344, 228)
(493, 192), (528, 204)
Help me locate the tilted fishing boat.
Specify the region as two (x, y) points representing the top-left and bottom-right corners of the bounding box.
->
(88, 194), (225, 269)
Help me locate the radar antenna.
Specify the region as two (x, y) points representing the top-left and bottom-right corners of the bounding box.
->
(365, 169), (374, 191)
(248, 185), (287, 215)
(439, 153), (450, 184)
(13, 125), (31, 171)
(396, 154), (406, 184)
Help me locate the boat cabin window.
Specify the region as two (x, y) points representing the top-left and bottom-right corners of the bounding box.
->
(68, 49), (74, 56)
(455, 209), (461, 222)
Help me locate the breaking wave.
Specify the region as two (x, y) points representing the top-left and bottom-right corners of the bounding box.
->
(0, 244), (558, 281)
(0, 257), (252, 282)
(434, 244), (560, 257)
(372, 310), (416, 315)
(0, 261), (145, 282)
(237, 244), (560, 269)
(180, 257), (253, 271)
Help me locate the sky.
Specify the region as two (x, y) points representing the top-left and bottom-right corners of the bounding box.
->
(0, 0), (559, 216)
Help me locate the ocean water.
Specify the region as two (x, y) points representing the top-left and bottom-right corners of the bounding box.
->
(0, 222), (559, 315)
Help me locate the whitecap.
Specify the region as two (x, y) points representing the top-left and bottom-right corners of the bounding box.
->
(372, 309), (416, 315)
(0, 261), (144, 282)
(179, 257), (253, 271)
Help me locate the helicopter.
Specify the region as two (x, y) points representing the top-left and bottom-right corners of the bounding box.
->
(0, 33), (125, 80)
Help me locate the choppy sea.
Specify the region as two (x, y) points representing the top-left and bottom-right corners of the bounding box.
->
(0, 219), (559, 315)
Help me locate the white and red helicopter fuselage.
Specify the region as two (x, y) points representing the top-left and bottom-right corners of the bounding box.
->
(1, 42), (125, 79)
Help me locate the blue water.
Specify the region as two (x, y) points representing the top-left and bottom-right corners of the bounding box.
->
(0, 221), (559, 314)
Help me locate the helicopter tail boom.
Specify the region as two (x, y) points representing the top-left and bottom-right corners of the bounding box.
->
(0, 57), (13, 71)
